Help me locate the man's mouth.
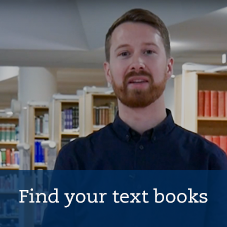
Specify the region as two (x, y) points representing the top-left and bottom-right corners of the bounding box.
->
(129, 79), (148, 84)
(128, 77), (149, 84)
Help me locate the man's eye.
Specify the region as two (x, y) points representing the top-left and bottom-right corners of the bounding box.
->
(120, 51), (129, 57)
(144, 50), (154, 55)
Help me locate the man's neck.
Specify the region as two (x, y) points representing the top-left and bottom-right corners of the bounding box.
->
(118, 95), (167, 135)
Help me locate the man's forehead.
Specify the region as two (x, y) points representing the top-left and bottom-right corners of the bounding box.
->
(112, 22), (159, 36)
(110, 22), (162, 48)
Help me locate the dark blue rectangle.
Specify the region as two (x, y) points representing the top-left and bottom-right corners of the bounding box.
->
(0, 170), (227, 227)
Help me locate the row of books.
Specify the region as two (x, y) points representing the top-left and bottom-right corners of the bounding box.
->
(203, 135), (227, 153)
(93, 102), (118, 126)
(0, 199), (19, 217)
(34, 140), (47, 164)
(0, 149), (19, 167)
(35, 114), (49, 136)
(198, 90), (227, 117)
(62, 106), (79, 131)
(61, 138), (75, 148)
(0, 124), (19, 142)
(0, 174), (18, 192)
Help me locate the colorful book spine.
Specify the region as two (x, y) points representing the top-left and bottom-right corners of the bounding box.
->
(218, 91), (225, 117)
(6, 149), (11, 166)
(203, 135), (227, 153)
(212, 136), (220, 147)
(204, 135), (212, 142)
(35, 114), (49, 135)
(204, 90), (211, 117)
(225, 91), (227, 117)
(220, 136), (227, 153)
(198, 91), (204, 117)
(93, 102), (118, 126)
(43, 113), (49, 135)
(0, 124), (17, 141)
(34, 140), (45, 164)
(210, 91), (218, 117)
(198, 90), (227, 118)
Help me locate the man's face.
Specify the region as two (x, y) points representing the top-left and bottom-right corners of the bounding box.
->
(104, 22), (173, 108)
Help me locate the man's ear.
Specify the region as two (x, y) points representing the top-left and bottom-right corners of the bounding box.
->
(103, 62), (112, 84)
(166, 57), (174, 79)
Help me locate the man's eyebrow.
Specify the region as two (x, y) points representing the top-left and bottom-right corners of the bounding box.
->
(143, 42), (159, 47)
(114, 44), (130, 52)
(114, 43), (159, 52)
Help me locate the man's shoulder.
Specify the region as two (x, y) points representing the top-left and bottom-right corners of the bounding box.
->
(175, 123), (218, 150)
(62, 124), (112, 149)
(174, 124), (227, 169)
(54, 124), (113, 169)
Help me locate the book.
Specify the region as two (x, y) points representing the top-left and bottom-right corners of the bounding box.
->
(225, 91), (227, 117)
(218, 91), (225, 117)
(220, 136), (227, 153)
(210, 91), (218, 117)
(204, 135), (212, 142)
(204, 90), (211, 117)
(198, 90), (204, 117)
(212, 136), (220, 147)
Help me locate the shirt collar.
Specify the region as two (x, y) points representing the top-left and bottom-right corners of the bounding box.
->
(112, 109), (175, 142)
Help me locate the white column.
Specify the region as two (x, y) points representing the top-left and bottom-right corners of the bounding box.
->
(18, 67), (57, 107)
(18, 67), (57, 142)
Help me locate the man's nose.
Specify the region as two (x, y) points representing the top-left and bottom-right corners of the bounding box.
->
(129, 56), (145, 73)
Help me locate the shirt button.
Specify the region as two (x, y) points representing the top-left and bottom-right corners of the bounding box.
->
(139, 145), (144, 150)
(126, 135), (130, 141)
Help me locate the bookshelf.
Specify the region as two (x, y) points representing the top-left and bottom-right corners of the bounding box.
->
(28, 105), (49, 170)
(174, 71), (227, 151)
(0, 166), (19, 170)
(80, 93), (117, 136)
(50, 98), (80, 152)
(0, 117), (20, 169)
(0, 171), (19, 226)
(197, 117), (227, 121)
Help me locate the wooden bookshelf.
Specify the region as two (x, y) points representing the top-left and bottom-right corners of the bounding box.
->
(174, 72), (227, 136)
(0, 117), (19, 169)
(197, 117), (227, 121)
(80, 93), (117, 136)
(0, 117), (19, 124)
(28, 105), (49, 170)
(0, 166), (19, 170)
(49, 94), (117, 152)
(34, 135), (49, 139)
(0, 141), (18, 146)
(61, 131), (79, 136)
(93, 125), (105, 131)
(50, 98), (80, 151)
(34, 163), (47, 169)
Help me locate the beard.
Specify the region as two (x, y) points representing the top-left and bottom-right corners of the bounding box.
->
(111, 70), (168, 108)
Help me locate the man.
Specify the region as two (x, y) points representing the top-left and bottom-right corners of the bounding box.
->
(55, 8), (227, 170)
(42, 9), (227, 227)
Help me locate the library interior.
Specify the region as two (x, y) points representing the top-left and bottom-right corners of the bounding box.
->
(0, 1), (227, 226)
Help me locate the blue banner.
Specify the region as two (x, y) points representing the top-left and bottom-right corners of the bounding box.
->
(0, 170), (227, 227)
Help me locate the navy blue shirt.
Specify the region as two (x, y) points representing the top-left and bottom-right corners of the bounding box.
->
(55, 109), (227, 170)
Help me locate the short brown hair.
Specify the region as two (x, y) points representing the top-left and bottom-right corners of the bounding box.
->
(105, 8), (171, 62)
